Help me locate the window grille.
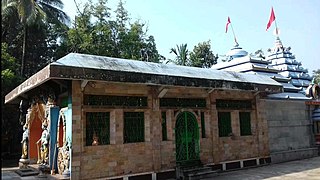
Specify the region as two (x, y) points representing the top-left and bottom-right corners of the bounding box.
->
(84, 95), (148, 107)
(218, 112), (232, 137)
(161, 112), (168, 141)
(216, 100), (252, 109)
(124, 112), (144, 143)
(201, 112), (206, 138)
(239, 112), (252, 136)
(86, 112), (110, 146)
(160, 98), (206, 108)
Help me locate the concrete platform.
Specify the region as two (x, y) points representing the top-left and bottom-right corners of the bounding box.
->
(204, 156), (320, 180)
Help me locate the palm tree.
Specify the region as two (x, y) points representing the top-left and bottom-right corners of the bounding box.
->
(2, 0), (69, 76)
(170, 43), (189, 66)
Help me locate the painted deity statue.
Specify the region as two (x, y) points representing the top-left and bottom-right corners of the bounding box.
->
(21, 125), (29, 159)
(92, 132), (99, 146)
(58, 142), (70, 175)
(39, 123), (50, 165)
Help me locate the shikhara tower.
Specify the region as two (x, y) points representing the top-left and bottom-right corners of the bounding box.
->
(211, 36), (313, 99)
(266, 36), (313, 94)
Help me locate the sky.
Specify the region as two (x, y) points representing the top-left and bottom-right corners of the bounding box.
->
(62, 0), (320, 74)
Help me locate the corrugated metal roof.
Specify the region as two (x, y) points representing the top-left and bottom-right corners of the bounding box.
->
(5, 53), (283, 104)
(53, 53), (281, 86)
(268, 92), (311, 100)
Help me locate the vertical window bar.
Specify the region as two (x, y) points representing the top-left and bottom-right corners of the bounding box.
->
(124, 112), (145, 143)
(201, 112), (206, 138)
(239, 112), (252, 136)
(86, 112), (110, 146)
(218, 112), (232, 137)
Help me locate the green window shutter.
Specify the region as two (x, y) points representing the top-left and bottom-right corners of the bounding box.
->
(201, 112), (206, 138)
(161, 112), (168, 141)
(218, 112), (232, 137)
(239, 112), (252, 136)
(86, 112), (110, 146)
(124, 112), (145, 143)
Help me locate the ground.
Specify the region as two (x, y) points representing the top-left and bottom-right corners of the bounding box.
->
(1, 156), (320, 180)
(205, 156), (320, 180)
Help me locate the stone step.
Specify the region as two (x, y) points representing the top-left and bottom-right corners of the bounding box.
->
(186, 170), (219, 180)
(182, 166), (212, 175)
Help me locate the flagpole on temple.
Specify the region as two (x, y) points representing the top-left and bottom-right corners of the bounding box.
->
(272, 6), (279, 37)
(226, 17), (238, 45)
(274, 17), (279, 37)
(230, 23), (238, 45)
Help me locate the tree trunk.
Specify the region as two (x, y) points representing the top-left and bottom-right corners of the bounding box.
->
(21, 26), (26, 76)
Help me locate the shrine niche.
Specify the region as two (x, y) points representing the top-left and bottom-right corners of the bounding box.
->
(56, 107), (70, 176)
(23, 98), (46, 162)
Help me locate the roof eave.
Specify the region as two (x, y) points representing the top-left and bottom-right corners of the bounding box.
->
(4, 65), (51, 104)
(5, 62), (284, 104)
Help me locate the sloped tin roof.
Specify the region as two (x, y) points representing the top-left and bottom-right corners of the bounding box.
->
(5, 53), (282, 104)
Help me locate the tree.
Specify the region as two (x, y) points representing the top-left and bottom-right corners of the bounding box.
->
(115, 0), (129, 31)
(142, 35), (160, 63)
(1, 43), (23, 155)
(170, 44), (189, 66)
(1, 43), (21, 97)
(59, 0), (161, 62)
(189, 40), (218, 68)
(313, 69), (320, 84)
(2, 0), (69, 76)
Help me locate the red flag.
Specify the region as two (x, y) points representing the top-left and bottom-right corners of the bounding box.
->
(266, 7), (276, 31)
(225, 17), (231, 33)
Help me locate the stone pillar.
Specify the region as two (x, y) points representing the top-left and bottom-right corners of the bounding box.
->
(71, 80), (83, 180)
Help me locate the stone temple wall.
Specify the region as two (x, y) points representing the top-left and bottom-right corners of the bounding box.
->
(264, 99), (318, 163)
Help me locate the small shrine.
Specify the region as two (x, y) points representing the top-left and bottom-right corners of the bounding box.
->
(14, 88), (71, 178)
(305, 79), (320, 145)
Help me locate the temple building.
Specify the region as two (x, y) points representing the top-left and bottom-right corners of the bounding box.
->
(211, 38), (319, 163)
(4, 32), (320, 179)
(6, 53), (287, 179)
(211, 40), (312, 100)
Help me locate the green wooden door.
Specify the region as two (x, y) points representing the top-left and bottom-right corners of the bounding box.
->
(175, 111), (200, 164)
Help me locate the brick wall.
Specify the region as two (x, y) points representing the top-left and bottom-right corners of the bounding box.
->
(70, 81), (270, 179)
(211, 91), (270, 163)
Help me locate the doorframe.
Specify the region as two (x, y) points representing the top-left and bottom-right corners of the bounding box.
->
(174, 110), (200, 165)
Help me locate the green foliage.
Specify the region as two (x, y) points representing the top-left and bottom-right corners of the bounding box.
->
(189, 40), (218, 68)
(313, 69), (320, 84)
(170, 44), (189, 66)
(1, 43), (22, 97)
(2, 0), (69, 76)
(58, 0), (161, 62)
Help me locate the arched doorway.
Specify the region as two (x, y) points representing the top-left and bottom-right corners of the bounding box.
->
(28, 103), (46, 162)
(175, 111), (200, 165)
